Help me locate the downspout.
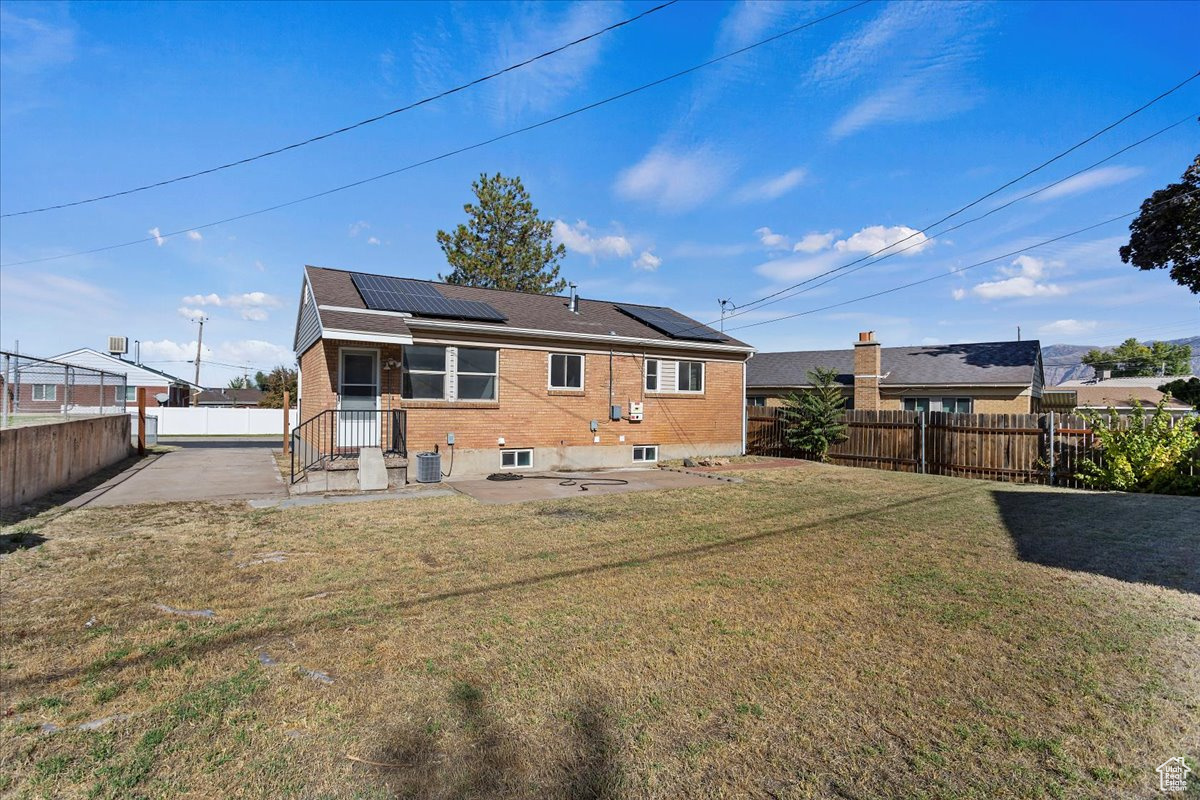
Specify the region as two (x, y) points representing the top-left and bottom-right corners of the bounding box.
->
(609, 347), (614, 418)
(742, 354), (750, 455)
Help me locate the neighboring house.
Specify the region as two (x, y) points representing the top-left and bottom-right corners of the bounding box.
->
(747, 332), (1044, 414)
(293, 265), (755, 475)
(1048, 374), (1196, 417)
(14, 348), (197, 411)
(195, 388), (264, 408)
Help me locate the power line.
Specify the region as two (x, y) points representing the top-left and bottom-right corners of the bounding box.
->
(726, 188), (1200, 333)
(0, 0), (872, 268)
(702, 79), (1200, 333)
(720, 111), (1198, 322)
(0, 0), (680, 219)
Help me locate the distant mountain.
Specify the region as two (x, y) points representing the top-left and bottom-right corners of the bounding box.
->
(1043, 336), (1200, 386)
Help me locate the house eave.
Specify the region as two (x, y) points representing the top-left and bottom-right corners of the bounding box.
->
(321, 329), (414, 346)
(403, 318), (756, 355)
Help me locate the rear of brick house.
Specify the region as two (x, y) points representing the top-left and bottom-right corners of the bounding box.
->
(293, 265), (755, 477)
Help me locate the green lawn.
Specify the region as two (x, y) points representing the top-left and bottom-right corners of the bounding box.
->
(1, 463), (1197, 799)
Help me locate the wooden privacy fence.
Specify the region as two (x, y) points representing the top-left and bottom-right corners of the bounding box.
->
(745, 408), (1149, 487)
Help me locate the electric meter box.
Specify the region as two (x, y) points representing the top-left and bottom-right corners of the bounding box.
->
(628, 401), (644, 422)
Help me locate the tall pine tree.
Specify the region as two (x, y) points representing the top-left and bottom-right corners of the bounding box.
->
(437, 173), (567, 294)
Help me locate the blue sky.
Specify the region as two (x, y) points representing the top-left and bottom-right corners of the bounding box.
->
(1, 0), (1197, 386)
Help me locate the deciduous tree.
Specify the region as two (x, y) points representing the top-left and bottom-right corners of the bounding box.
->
(1081, 338), (1191, 377)
(1120, 152), (1200, 293)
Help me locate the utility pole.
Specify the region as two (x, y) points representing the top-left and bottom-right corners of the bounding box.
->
(719, 299), (737, 332)
(192, 316), (207, 406)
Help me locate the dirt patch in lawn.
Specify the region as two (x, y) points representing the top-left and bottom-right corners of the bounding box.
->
(2, 464), (1197, 798)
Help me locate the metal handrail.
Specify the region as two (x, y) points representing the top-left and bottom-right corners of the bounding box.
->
(290, 408), (406, 483)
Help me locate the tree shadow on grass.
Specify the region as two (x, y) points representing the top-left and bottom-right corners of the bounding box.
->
(991, 488), (1200, 593)
(365, 683), (620, 799)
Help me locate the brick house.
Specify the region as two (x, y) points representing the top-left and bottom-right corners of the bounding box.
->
(747, 332), (1044, 414)
(293, 265), (755, 476)
(14, 348), (196, 412)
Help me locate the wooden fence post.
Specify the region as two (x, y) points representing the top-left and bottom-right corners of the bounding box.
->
(137, 387), (147, 456)
(283, 391), (291, 455)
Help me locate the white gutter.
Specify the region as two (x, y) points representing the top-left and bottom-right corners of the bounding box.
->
(404, 317), (755, 355)
(321, 329), (414, 346)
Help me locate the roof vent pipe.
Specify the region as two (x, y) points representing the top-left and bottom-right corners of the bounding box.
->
(569, 282), (579, 314)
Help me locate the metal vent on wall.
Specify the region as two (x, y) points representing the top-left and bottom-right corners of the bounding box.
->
(350, 273), (508, 322)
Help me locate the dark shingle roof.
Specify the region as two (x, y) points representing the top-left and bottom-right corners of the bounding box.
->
(304, 266), (751, 350)
(747, 341), (1043, 388)
(195, 388), (263, 405)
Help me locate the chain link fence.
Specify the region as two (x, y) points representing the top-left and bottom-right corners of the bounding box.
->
(1, 350), (128, 428)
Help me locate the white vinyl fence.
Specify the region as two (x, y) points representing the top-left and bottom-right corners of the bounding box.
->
(132, 407), (298, 437)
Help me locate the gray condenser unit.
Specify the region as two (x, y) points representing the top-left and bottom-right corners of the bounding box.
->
(415, 451), (442, 483)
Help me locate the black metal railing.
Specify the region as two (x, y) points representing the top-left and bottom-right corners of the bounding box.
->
(290, 408), (406, 484)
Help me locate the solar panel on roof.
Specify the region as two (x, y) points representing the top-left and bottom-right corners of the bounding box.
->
(614, 304), (727, 342)
(350, 273), (507, 322)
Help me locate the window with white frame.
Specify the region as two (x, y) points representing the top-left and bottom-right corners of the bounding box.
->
(902, 397), (972, 413)
(548, 353), (584, 390)
(456, 347), (498, 401)
(32, 384), (57, 401)
(123, 386), (137, 403)
(645, 359), (659, 392)
(632, 444), (658, 463)
(500, 448), (533, 469)
(403, 345), (447, 400)
(676, 360), (704, 393)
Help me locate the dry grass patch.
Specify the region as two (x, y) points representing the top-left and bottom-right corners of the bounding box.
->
(2, 463), (1198, 799)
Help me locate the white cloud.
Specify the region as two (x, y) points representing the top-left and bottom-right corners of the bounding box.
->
(1038, 319), (1098, 337)
(754, 223), (931, 282)
(735, 168), (807, 203)
(0, 6), (77, 75)
(952, 288), (966, 301)
(633, 250), (662, 271)
(186, 230), (202, 241)
(177, 307), (206, 320)
(815, 2), (986, 139)
(149, 227), (165, 247)
(971, 255), (1065, 299)
(614, 146), (734, 213)
(367, 236), (381, 246)
(755, 227), (790, 250)
(794, 231), (837, 253)
(140, 339), (207, 365)
(140, 339), (294, 373)
(835, 225), (930, 256)
(1034, 166), (1143, 202)
(552, 219), (632, 259)
(182, 293), (221, 306)
(178, 291), (281, 321)
(348, 220), (370, 237)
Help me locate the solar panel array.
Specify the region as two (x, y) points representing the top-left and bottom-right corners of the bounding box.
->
(614, 304), (727, 342)
(351, 273), (508, 322)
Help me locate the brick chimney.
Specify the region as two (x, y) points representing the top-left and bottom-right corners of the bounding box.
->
(853, 331), (882, 411)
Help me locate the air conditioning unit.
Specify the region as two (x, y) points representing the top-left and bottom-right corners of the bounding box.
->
(108, 336), (129, 355)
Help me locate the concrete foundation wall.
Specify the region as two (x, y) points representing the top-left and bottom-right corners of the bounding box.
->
(434, 441), (742, 478)
(0, 415), (132, 509)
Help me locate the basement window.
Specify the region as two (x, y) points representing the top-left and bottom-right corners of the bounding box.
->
(32, 384), (57, 401)
(501, 448), (533, 469)
(632, 445), (658, 463)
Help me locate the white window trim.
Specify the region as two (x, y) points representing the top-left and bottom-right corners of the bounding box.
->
(644, 358), (659, 393)
(675, 360), (705, 394)
(500, 448), (533, 469)
(33, 384), (58, 401)
(632, 444), (659, 463)
(403, 344), (448, 401)
(547, 352), (585, 391)
(455, 346), (499, 402)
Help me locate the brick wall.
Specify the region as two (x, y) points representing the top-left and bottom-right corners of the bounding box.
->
(298, 336), (745, 459)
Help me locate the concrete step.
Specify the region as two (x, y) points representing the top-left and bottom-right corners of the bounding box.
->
(357, 447), (388, 491)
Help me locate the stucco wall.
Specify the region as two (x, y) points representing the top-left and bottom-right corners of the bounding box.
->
(0, 415), (132, 509)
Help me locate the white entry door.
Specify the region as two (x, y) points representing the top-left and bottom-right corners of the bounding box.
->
(338, 349), (379, 448)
